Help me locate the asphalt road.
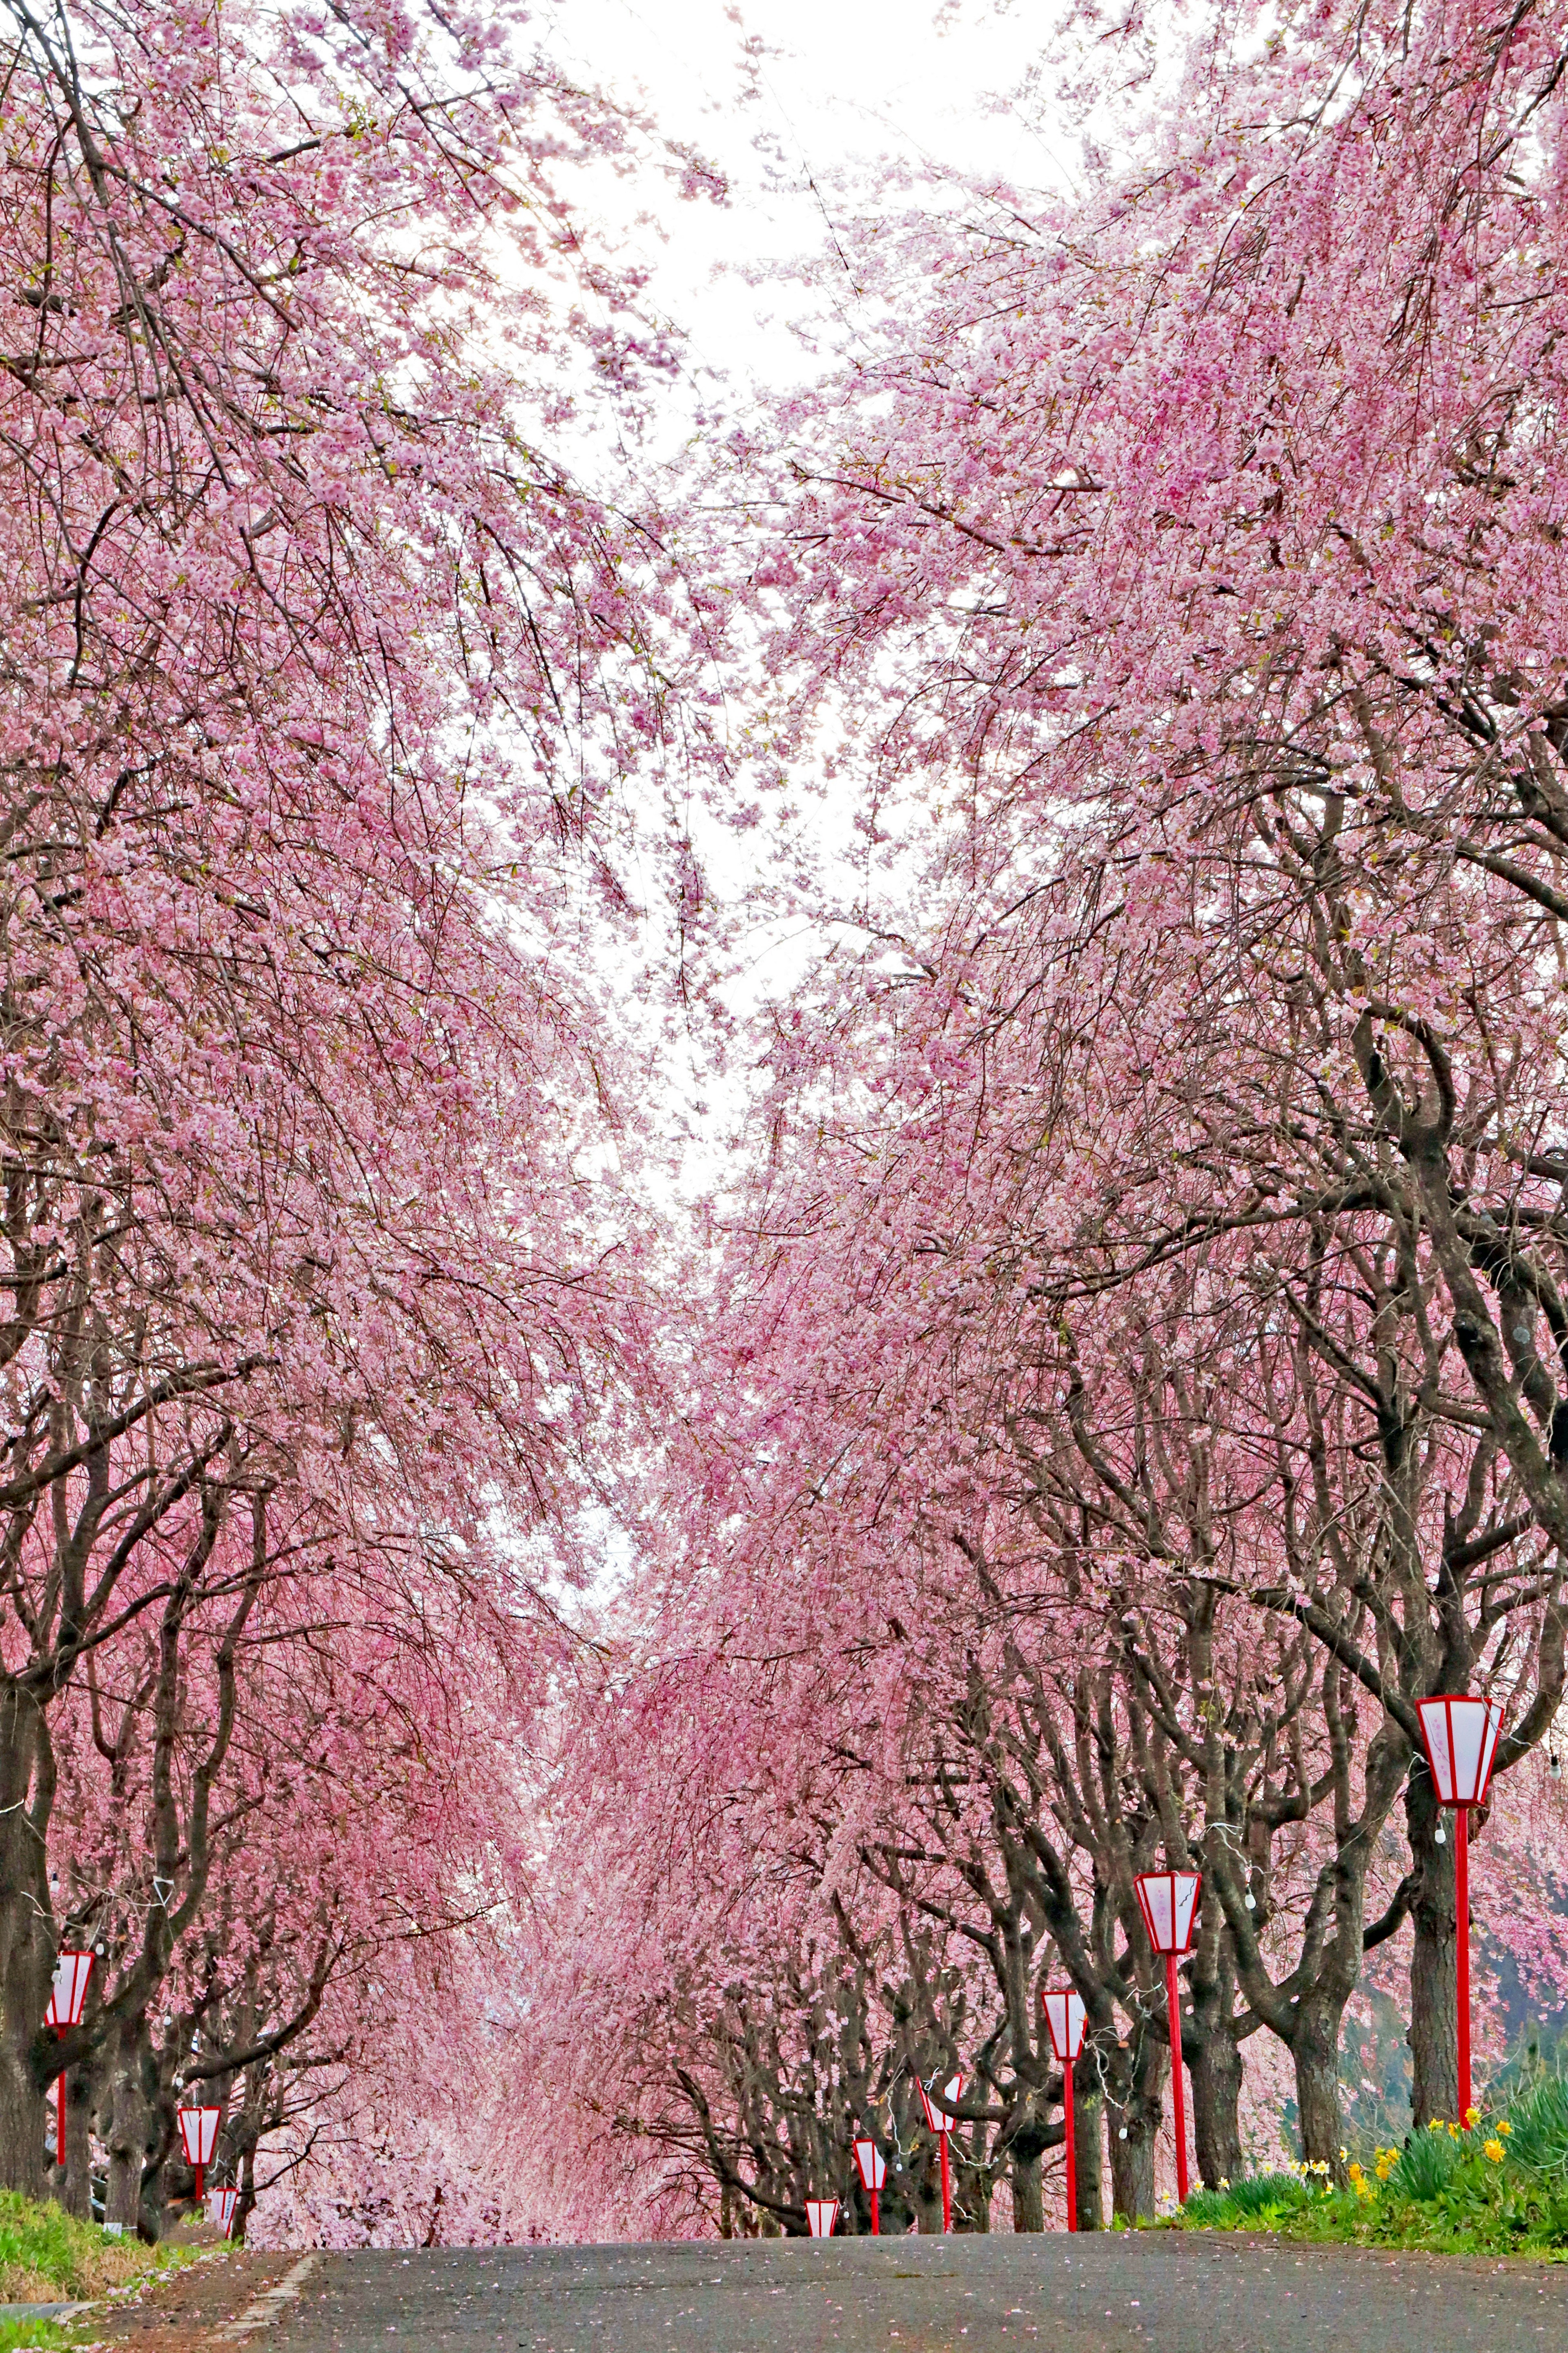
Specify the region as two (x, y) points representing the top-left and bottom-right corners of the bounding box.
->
(265, 2232), (1568, 2353)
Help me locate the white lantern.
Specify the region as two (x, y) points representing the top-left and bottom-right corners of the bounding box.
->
(1417, 1695), (1505, 1807)
(916, 2073), (964, 2235)
(177, 2105), (220, 2167)
(851, 2137), (886, 2191)
(1415, 1692), (1507, 2130)
(1040, 1988), (1087, 2233)
(1133, 1869), (1201, 1956)
(805, 2197), (839, 2238)
(207, 2187), (239, 2236)
(45, 1952), (93, 2032)
(1134, 1871), (1201, 2207)
(177, 2104), (221, 2197)
(45, 1951), (94, 2175)
(1040, 1988), (1086, 2064)
(915, 2072), (963, 2134)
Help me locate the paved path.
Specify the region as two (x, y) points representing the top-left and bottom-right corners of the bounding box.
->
(263, 2232), (1568, 2353)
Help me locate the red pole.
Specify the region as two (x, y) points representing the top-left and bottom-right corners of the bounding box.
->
(1166, 1952), (1189, 2204)
(55, 2065), (65, 2177)
(870, 2185), (879, 2236)
(1457, 1804), (1472, 2123)
(939, 2135), (951, 2233)
(195, 2161), (204, 2201)
(1063, 2061), (1077, 2233)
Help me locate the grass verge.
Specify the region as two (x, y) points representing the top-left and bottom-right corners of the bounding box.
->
(0, 2190), (191, 2302)
(1173, 2077), (1568, 2257)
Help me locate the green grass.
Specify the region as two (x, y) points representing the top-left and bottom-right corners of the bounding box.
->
(0, 2190), (193, 2302)
(1172, 2088), (1568, 2257)
(0, 2325), (74, 2353)
(1180, 2172), (1311, 2230)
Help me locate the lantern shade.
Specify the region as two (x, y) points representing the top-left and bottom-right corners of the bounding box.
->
(916, 2072), (964, 2135)
(852, 2137), (886, 2191)
(1041, 1988), (1086, 2065)
(1134, 1869), (1201, 1956)
(805, 2198), (839, 2238)
(1417, 1695), (1505, 1807)
(45, 1952), (93, 2032)
(177, 2105), (220, 2168)
(207, 2188), (239, 2236)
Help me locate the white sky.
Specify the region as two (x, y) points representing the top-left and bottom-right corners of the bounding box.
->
(529, 1), (1082, 1206)
(545, 0), (1074, 406)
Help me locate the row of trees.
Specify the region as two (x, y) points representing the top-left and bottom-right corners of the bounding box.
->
(10, 0), (1568, 2253)
(521, 0), (1568, 2237)
(0, 0), (703, 2238)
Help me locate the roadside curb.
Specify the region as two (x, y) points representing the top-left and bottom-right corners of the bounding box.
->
(214, 2256), (318, 2342)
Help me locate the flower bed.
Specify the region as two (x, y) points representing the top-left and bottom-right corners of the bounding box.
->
(1172, 2081), (1568, 2257)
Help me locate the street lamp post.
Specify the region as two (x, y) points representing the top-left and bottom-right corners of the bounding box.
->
(1415, 1694), (1506, 2123)
(177, 2105), (220, 2201)
(1040, 1988), (1087, 2231)
(851, 2136), (886, 2235)
(916, 2072), (964, 2233)
(44, 1952), (94, 2176)
(1134, 1869), (1202, 2205)
(805, 2198), (839, 2238)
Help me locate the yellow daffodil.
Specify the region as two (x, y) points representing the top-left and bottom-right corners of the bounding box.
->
(1483, 2138), (1505, 2164)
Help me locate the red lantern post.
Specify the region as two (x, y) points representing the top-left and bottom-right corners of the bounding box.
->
(44, 1952), (93, 2174)
(916, 2072), (964, 2233)
(1416, 1694), (1505, 2123)
(177, 2105), (220, 2200)
(805, 2198), (839, 2238)
(1134, 1869), (1201, 2204)
(851, 2135), (886, 2235)
(1041, 1988), (1087, 2231)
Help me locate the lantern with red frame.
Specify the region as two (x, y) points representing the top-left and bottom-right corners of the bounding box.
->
(1416, 1694), (1506, 2123)
(1134, 1869), (1201, 2204)
(44, 1951), (93, 2176)
(851, 2136), (886, 2235)
(805, 2197), (839, 2238)
(1040, 1988), (1087, 2232)
(177, 2104), (220, 2200)
(916, 2072), (964, 2234)
(207, 2187), (239, 2237)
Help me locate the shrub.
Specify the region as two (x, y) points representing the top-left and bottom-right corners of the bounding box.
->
(1500, 2076), (1568, 2185)
(1386, 2123), (1464, 2203)
(1223, 2172), (1311, 2219)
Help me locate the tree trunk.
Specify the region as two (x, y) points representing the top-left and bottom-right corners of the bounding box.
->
(0, 1690), (56, 2195)
(909, 2148), (944, 2234)
(234, 2139), (257, 2246)
(1107, 2034), (1166, 2222)
(1010, 2150), (1043, 2232)
(58, 2063), (92, 2218)
(1189, 2022), (1244, 2189)
(1406, 1774), (1459, 2128)
(955, 2152), (990, 2231)
(103, 2025), (151, 2233)
(1071, 2054), (1105, 2230)
(1293, 1999), (1349, 2175)
(137, 2147), (169, 2244)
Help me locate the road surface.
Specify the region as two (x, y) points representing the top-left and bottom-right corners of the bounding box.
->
(263, 2231), (1568, 2353)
